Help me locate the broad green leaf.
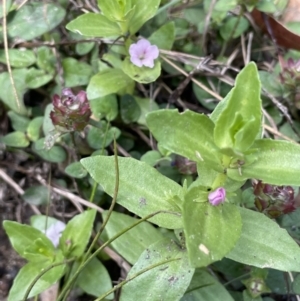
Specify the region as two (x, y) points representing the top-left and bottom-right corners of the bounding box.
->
(60, 210), (96, 258)
(0, 69), (27, 114)
(0, 49), (35, 68)
(120, 94), (141, 123)
(1, 131), (29, 148)
(37, 46), (56, 74)
(8, 256), (65, 301)
(7, 111), (30, 132)
(102, 211), (165, 264)
(181, 269), (234, 301)
(62, 57), (93, 87)
(148, 22), (175, 50)
(25, 68), (53, 89)
(120, 239), (194, 301)
(141, 150), (162, 166)
(90, 94), (118, 121)
(27, 117), (44, 141)
(32, 138), (67, 163)
(146, 109), (222, 170)
(80, 156), (183, 229)
(76, 41), (95, 56)
(65, 162), (88, 178)
(87, 68), (133, 99)
(183, 202), (242, 267)
(3, 221), (54, 260)
(66, 13), (122, 37)
(128, 0), (161, 34)
(220, 16), (249, 40)
(227, 139), (300, 185)
(122, 57), (161, 84)
(97, 0), (125, 21)
(226, 207), (300, 272)
(87, 125), (121, 149)
(7, 2), (66, 41)
(22, 185), (50, 206)
(214, 62), (261, 154)
(77, 257), (113, 298)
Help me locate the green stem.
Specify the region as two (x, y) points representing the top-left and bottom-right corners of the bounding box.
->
(57, 210), (180, 301)
(22, 258), (75, 301)
(94, 258), (181, 301)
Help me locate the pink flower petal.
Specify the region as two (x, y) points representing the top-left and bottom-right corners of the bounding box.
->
(130, 56), (143, 67)
(142, 57), (155, 68)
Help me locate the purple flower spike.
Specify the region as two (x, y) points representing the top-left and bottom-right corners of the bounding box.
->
(44, 220), (66, 248)
(129, 39), (159, 68)
(208, 187), (226, 206)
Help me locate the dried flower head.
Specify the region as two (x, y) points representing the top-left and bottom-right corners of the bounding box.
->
(172, 155), (197, 175)
(208, 187), (226, 206)
(44, 220), (66, 248)
(129, 39), (159, 68)
(253, 181), (296, 218)
(50, 88), (91, 131)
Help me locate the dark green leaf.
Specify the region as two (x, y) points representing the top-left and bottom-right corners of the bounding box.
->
(65, 162), (88, 178)
(81, 156), (183, 229)
(148, 22), (175, 50)
(220, 16), (249, 40)
(7, 111), (30, 132)
(7, 2), (66, 41)
(90, 94), (118, 121)
(120, 94), (141, 124)
(22, 185), (50, 206)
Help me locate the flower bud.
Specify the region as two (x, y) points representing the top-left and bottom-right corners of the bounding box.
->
(253, 181), (296, 218)
(208, 187), (226, 206)
(50, 88), (91, 131)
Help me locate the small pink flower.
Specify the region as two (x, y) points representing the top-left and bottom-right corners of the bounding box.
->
(208, 187), (226, 206)
(129, 39), (159, 68)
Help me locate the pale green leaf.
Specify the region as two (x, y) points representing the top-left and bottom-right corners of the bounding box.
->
(227, 139), (300, 185)
(183, 202), (242, 267)
(226, 207), (300, 272)
(66, 13), (122, 37)
(102, 211), (165, 264)
(120, 239), (194, 301)
(1, 131), (29, 148)
(80, 156), (183, 229)
(0, 49), (35, 68)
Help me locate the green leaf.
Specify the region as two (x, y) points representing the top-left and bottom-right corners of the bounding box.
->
(37, 46), (56, 74)
(213, 62), (262, 154)
(1, 131), (29, 148)
(226, 207), (300, 272)
(120, 94), (141, 123)
(65, 162), (88, 178)
(27, 117), (43, 141)
(7, 111), (30, 132)
(42, 104), (55, 136)
(87, 125), (121, 149)
(141, 150), (162, 166)
(220, 16), (249, 40)
(227, 139), (300, 185)
(135, 97), (159, 126)
(183, 202), (242, 268)
(0, 0), (12, 18)
(25, 68), (53, 89)
(0, 49), (35, 68)
(97, 0), (125, 21)
(90, 94), (118, 121)
(60, 210), (96, 258)
(148, 22), (175, 50)
(8, 258), (65, 301)
(77, 257), (113, 298)
(87, 68), (133, 99)
(181, 268), (234, 301)
(146, 109), (222, 170)
(33, 138), (67, 163)
(62, 58), (93, 87)
(120, 239), (194, 301)
(102, 211), (165, 264)
(3, 221), (54, 260)
(122, 57), (161, 84)
(22, 185), (50, 206)
(7, 2), (66, 41)
(0, 69), (27, 114)
(128, 0), (161, 34)
(66, 13), (122, 37)
(80, 156), (183, 229)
